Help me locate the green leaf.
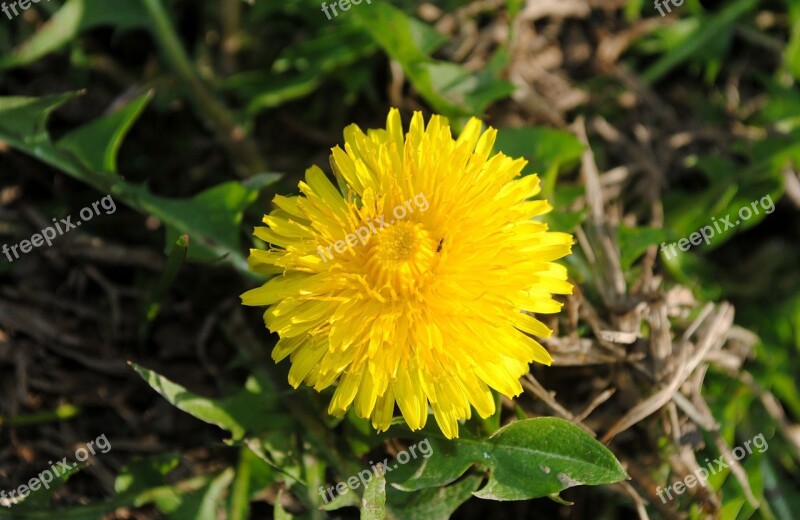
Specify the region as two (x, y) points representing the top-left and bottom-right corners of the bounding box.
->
(386, 475), (481, 520)
(407, 16), (449, 54)
(0, 403), (80, 426)
(785, 3), (800, 80)
(170, 468), (235, 520)
(662, 144), (785, 255)
(642, 0), (759, 84)
(130, 363), (282, 440)
(141, 234), (189, 338)
(479, 393), (503, 436)
(0, 91), (77, 141)
(349, 3), (512, 117)
(229, 447), (252, 520)
(5, 472), (215, 519)
(320, 487), (360, 511)
(760, 79), (800, 131)
(618, 225), (675, 270)
(271, 26), (374, 76)
(0, 93), (280, 275)
(243, 69), (329, 113)
(7, 456), (82, 511)
(623, 0), (644, 21)
(360, 469), (386, 520)
(423, 61), (515, 117)
(115, 453), (182, 495)
(228, 26), (377, 113)
(494, 127), (584, 177)
(58, 91), (153, 175)
(0, 0), (149, 69)
(506, 0), (525, 21)
(243, 432), (305, 489)
(391, 418), (627, 501)
(157, 178), (275, 265)
(132, 179), (270, 272)
(344, 407), (384, 457)
(132, 474), (217, 515)
(543, 209), (586, 234)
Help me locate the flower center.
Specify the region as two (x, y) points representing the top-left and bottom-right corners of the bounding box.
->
(364, 221), (436, 298)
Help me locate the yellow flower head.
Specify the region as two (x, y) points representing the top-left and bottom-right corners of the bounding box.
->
(242, 109), (573, 438)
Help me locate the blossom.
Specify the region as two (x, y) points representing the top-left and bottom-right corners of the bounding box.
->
(242, 109), (572, 438)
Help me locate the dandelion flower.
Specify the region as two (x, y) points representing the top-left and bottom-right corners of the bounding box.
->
(242, 109), (573, 438)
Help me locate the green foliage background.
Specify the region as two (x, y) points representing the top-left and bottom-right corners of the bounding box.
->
(0, 0), (799, 518)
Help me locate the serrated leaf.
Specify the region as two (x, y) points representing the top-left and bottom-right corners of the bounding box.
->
(391, 418), (627, 501)
(0, 93), (280, 275)
(0, 91), (77, 141)
(57, 91), (153, 175)
(132, 178), (270, 272)
(157, 180), (263, 263)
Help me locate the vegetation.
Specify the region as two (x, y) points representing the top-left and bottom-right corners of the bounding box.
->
(0, 0), (799, 518)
